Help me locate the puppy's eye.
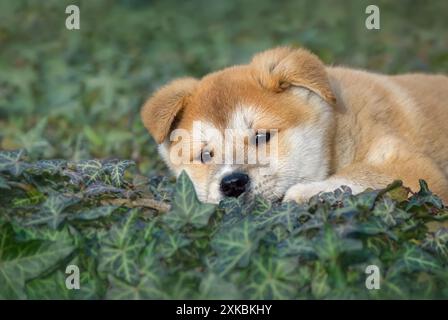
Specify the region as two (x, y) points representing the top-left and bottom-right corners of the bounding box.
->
(200, 150), (213, 164)
(255, 131), (271, 146)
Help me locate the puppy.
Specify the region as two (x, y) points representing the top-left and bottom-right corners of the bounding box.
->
(141, 47), (448, 204)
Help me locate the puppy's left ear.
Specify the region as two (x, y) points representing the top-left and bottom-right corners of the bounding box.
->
(251, 47), (336, 105)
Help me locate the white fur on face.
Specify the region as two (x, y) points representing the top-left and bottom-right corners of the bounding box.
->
(265, 87), (334, 193)
(159, 88), (334, 203)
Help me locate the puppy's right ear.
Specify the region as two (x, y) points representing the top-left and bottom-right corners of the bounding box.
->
(140, 78), (198, 144)
(251, 47), (335, 105)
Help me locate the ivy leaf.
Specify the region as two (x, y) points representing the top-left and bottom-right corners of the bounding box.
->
(98, 211), (146, 285)
(162, 171), (215, 230)
(60, 169), (84, 186)
(211, 218), (262, 275)
(26, 271), (72, 299)
(387, 245), (443, 278)
(25, 194), (80, 229)
(75, 160), (105, 185)
(76, 274), (107, 300)
(250, 196), (272, 215)
(421, 228), (448, 261)
(103, 160), (134, 187)
(340, 190), (379, 213)
(0, 223), (74, 299)
(219, 197), (246, 227)
(313, 185), (353, 206)
(406, 180), (444, 210)
(345, 217), (396, 240)
(373, 197), (397, 226)
(106, 275), (164, 300)
(12, 224), (75, 243)
(219, 196), (244, 216)
(198, 273), (241, 299)
(147, 175), (174, 201)
(155, 230), (191, 258)
(27, 159), (67, 175)
(0, 149), (27, 176)
(26, 269), (105, 300)
(314, 226), (363, 261)
(277, 236), (317, 260)
(104, 241), (166, 299)
(161, 270), (199, 299)
(244, 255), (299, 299)
(255, 202), (311, 233)
(311, 262), (331, 298)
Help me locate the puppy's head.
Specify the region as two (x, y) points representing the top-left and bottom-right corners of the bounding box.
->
(141, 47), (336, 203)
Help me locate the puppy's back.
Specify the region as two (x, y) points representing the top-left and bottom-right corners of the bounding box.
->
(328, 67), (448, 174)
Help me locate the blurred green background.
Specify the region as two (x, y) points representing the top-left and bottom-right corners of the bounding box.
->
(0, 0), (447, 176)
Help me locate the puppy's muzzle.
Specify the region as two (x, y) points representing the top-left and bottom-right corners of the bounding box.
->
(220, 172), (250, 198)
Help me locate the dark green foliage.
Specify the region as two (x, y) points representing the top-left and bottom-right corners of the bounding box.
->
(1, 0), (448, 300)
(162, 171), (215, 230)
(0, 150), (447, 299)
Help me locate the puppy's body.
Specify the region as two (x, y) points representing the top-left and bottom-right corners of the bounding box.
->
(141, 47), (448, 204)
(285, 68), (448, 202)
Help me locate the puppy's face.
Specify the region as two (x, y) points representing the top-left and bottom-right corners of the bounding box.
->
(141, 47), (336, 203)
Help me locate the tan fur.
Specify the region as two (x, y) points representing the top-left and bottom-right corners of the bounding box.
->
(141, 47), (448, 204)
(141, 77), (198, 143)
(324, 68), (448, 201)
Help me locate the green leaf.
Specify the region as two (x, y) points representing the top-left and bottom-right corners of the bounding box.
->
(25, 194), (80, 229)
(27, 159), (67, 175)
(0, 223), (74, 299)
(421, 228), (448, 261)
(373, 197), (410, 227)
(342, 190), (379, 211)
(106, 241), (165, 299)
(74, 270), (108, 300)
(162, 171), (215, 229)
(75, 160), (105, 185)
(347, 217), (395, 239)
(387, 245), (443, 278)
(255, 202), (311, 233)
(13, 224), (75, 243)
(198, 273), (241, 299)
(26, 271), (71, 299)
(219, 196), (245, 216)
(311, 262), (331, 299)
(250, 196), (272, 215)
(98, 211), (145, 285)
(26, 269), (105, 300)
(103, 160), (134, 187)
(314, 226), (363, 261)
(406, 180), (444, 210)
(156, 230), (191, 258)
(0, 149), (27, 176)
(244, 255), (299, 299)
(277, 236), (316, 260)
(211, 218), (262, 275)
(106, 275), (164, 300)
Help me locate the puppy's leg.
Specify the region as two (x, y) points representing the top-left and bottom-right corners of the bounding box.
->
(283, 169), (380, 203)
(284, 156), (448, 204)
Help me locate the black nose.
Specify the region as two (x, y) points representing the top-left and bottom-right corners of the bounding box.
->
(220, 172), (250, 198)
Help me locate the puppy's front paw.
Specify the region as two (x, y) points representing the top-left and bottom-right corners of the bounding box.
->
(283, 183), (324, 204)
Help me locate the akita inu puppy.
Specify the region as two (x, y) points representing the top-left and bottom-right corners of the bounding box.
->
(141, 47), (448, 204)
